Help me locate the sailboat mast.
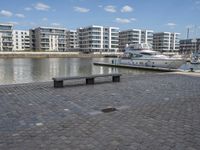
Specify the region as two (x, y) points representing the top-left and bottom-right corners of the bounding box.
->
(187, 28), (189, 39)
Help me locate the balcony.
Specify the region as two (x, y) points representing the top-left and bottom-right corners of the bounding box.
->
(2, 34), (12, 38)
(3, 45), (13, 48)
(2, 40), (12, 43)
(41, 36), (49, 39)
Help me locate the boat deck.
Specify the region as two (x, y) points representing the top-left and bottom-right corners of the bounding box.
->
(93, 62), (181, 72)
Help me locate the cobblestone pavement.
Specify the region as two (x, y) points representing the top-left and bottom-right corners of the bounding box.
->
(0, 73), (200, 150)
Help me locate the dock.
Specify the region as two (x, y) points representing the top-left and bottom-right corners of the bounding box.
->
(94, 62), (181, 72)
(0, 52), (123, 58)
(0, 73), (200, 149)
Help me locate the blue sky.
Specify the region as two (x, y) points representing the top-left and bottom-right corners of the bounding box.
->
(0, 0), (200, 39)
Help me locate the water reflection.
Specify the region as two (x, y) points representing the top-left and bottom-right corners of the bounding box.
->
(1, 57), (189, 85)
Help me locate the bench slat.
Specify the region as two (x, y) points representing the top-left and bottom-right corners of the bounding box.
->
(52, 73), (121, 81)
(53, 73), (121, 88)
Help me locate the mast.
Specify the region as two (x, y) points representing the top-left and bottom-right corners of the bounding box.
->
(186, 28), (189, 39)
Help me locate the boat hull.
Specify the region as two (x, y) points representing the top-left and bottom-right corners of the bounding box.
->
(120, 58), (185, 69)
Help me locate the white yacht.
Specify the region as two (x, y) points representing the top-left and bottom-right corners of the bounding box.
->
(120, 43), (185, 69)
(191, 52), (200, 64)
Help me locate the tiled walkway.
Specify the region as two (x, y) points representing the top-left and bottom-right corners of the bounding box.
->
(0, 73), (200, 150)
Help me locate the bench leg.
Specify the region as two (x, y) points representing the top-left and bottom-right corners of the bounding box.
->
(112, 76), (120, 82)
(54, 81), (63, 88)
(86, 78), (94, 84)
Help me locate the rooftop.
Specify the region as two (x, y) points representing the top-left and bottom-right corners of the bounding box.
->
(31, 26), (67, 31)
(0, 23), (13, 26)
(78, 25), (119, 30)
(154, 32), (180, 35)
(119, 29), (154, 32)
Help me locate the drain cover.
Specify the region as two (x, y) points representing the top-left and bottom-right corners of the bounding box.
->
(101, 107), (117, 113)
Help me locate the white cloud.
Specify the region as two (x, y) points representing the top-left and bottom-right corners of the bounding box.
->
(20, 22), (36, 27)
(34, 2), (50, 11)
(121, 5), (133, 13)
(8, 21), (19, 25)
(115, 18), (136, 24)
(98, 5), (103, 8)
(0, 10), (13, 17)
(195, 1), (200, 4)
(16, 13), (25, 18)
(185, 25), (200, 30)
(42, 17), (48, 21)
(166, 22), (176, 27)
(185, 25), (195, 28)
(130, 18), (136, 21)
(25, 7), (32, 11)
(193, 1), (200, 10)
(104, 5), (116, 13)
(51, 23), (61, 26)
(74, 6), (90, 13)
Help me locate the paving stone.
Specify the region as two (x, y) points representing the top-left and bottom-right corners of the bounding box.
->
(0, 73), (200, 149)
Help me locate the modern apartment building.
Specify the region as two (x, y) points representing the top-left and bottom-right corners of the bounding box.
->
(13, 30), (30, 51)
(153, 32), (180, 52)
(0, 23), (13, 51)
(30, 27), (67, 51)
(179, 38), (200, 54)
(77, 25), (119, 52)
(119, 29), (154, 51)
(66, 30), (78, 50)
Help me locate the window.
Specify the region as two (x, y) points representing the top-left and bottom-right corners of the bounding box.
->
(140, 52), (154, 56)
(0, 25), (12, 30)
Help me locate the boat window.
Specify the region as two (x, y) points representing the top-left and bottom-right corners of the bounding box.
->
(133, 54), (143, 57)
(140, 52), (154, 56)
(129, 53), (133, 57)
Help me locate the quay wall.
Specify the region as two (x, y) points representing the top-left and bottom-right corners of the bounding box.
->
(0, 52), (123, 58)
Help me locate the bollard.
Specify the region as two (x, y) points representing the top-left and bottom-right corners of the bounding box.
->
(189, 68), (194, 72)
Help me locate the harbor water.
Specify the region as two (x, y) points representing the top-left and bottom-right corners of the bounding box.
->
(0, 58), (199, 85)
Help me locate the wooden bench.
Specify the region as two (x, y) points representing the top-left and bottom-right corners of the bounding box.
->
(52, 73), (121, 88)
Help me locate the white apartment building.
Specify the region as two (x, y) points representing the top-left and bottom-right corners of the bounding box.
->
(66, 30), (78, 50)
(119, 29), (154, 51)
(0, 23), (13, 51)
(30, 27), (67, 51)
(180, 38), (200, 54)
(153, 32), (180, 52)
(77, 25), (119, 52)
(13, 30), (30, 51)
